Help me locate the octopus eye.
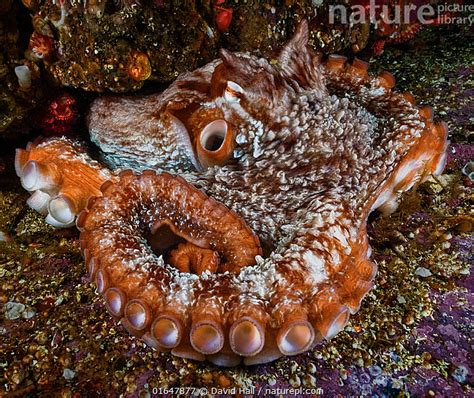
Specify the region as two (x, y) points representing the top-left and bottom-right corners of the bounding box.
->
(196, 120), (234, 169)
(224, 81), (244, 102)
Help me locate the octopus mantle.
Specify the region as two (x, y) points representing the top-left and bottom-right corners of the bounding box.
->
(15, 22), (448, 366)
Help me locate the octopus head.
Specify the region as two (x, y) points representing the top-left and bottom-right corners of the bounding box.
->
(88, 21), (326, 173)
(186, 20), (327, 170)
(212, 21), (325, 118)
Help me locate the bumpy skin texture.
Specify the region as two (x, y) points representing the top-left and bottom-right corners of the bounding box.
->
(15, 22), (448, 366)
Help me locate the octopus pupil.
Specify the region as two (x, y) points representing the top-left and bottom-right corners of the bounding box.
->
(204, 133), (225, 151)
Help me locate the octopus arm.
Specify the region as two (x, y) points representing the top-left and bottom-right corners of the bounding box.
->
(322, 55), (448, 214)
(15, 137), (117, 227)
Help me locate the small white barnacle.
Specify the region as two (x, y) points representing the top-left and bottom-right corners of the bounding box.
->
(224, 81), (244, 102)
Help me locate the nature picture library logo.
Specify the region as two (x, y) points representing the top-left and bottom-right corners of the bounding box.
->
(328, 0), (474, 26)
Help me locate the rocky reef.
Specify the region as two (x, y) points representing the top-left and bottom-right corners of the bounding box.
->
(2, 0), (468, 141)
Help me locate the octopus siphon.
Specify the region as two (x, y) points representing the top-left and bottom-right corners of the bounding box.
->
(14, 22), (448, 366)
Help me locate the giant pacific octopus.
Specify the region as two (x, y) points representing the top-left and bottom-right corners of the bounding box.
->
(14, 22), (448, 366)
